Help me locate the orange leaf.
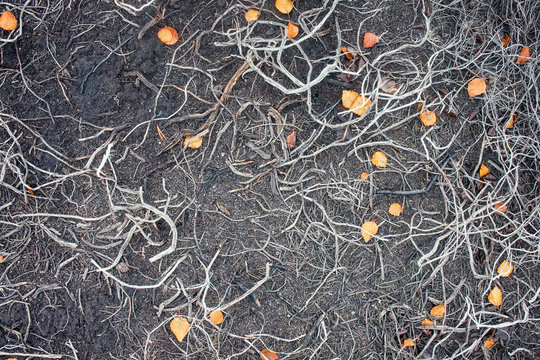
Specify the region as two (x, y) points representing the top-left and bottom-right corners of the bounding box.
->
(479, 164), (490, 178)
(485, 337), (496, 349)
(501, 36), (511, 47)
(488, 285), (502, 307)
(388, 203), (402, 217)
(0, 255), (4, 262)
(26, 186), (35, 196)
(363, 32), (379, 48)
(430, 304), (445, 318)
(341, 90), (372, 116)
(402, 338), (415, 348)
(360, 172), (369, 180)
(245, 9), (259, 22)
(184, 135), (203, 149)
(420, 318), (434, 326)
(170, 316), (190, 343)
(260, 348), (279, 360)
(0, 11), (17, 31)
(371, 151), (387, 168)
(285, 22), (299, 39)
(505, 113), (516, 128)
(158, 26), (179, 45)
(494, 202), (507, 214)
(361, 221), (378, 242)
(419, 109), (436, 126)
(275, 0), (293, 14)
(209, 310), (224, 325)
(341, 46), (354, 60)
(286, 129), (296, 149)
(468, 78), (487, 98)
(497, 260), (513, 277)
(516, 46), (530, 64)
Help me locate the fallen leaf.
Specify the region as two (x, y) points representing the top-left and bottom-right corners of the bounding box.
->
(0, 11), (17, 31)
(158, 26), (179, 45)
(430, 304), (445, 318)
(170, 316), (190, 343)
(215, 200), (231, 216)
(494, 202), (508, 214)
(184, 135), (203, 149)
(420, 318), (434, 326)
(275, 0), (293, 14)
(363, 32), (379, 48)
(0, 255), (4, 262)
(497, 260), (513, 277)
(156, 124), (167, 141)
(360, 172), (369, 180)
(341, 46), (354, 60)
(209, 310), (224, 325)
(488, 285), (502, 307)
(286, 129), (296, 149)
(468, 78), (487, 98)
(485, 337), (496, 349)
(341, 90), (372, 116)
(419, 109), (436, 126)
(361, 221), (378, 242)
(245, 9), (259, 22)
(516, 46), (530, 64)
(260, 348), (279, 360)
(402, 338), (415, 348)
(379, 77), (398, 94)
(284, 22), (299, 38)
(26, 186), (35, 196)
(388, 203), (402, 216)
(479, 164), (490, 178)
(505, 113), (516, 128)
(371, 151), (387, 168)
(501, 35), (511, 47)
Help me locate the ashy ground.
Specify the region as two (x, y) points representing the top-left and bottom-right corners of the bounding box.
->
(0, 0), (539, 359)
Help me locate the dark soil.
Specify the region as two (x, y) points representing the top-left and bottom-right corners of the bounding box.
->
(1, 0), (539, 359)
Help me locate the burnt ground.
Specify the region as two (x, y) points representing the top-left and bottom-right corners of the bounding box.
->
(0, 0), (539, 359)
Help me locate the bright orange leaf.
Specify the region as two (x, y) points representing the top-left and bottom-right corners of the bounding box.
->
(184, 135), (203, 149)
(361, 221), (378, 242)
(209, 310), (224, 325)
(497, 260), (513, 277)
(371, 151), (387, 168)
(479, 164), (490, 177)
(488, 286), (502, 307)
(285, 22), (299, 38)
(402, 338), (415, 348)
(363, 32), (379, 48)
(170, 316), (190, 343)
(341, 90), (372, 116)
(360, 172), (369, 180)
(419, 109), (436, 126)
(245, 9), (259, 22)
(468, 78), (487, 98)
(485, 337), (496, 349)
(260, 348), (279, 360)
(388, 203), (402, 217)
(430, 304), (445, 318)
(516, 46), (530, 64)
(275, 0), (293, 14)
(341, 46), (354, 60)
(506, 113), (516, 128)
(158, 26), (179, 45)
(286, 129), (296, 149)
(501, 36), (511, 47)
(494, 202), (508, 214)
(0, 11), (17, 31)
(420, 318), (434, 326)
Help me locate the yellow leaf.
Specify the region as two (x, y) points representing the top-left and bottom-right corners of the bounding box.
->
(488, 286), (502, 307)
(363, 32), (379, 48)
(260, 348), (279, 360)
(209, 310), (224, 325)
(284, 22), (299, 38)
(361, 221), (378, 242)
(371, 151), (387, 168)
(341, 90), (372, 116)
(275, 0), (293, 14)
(479, 164), (490, 177)
(184, 135), (203, 149)
(497, 260), (513, 277)
(402, 338), (415, 348)
(170, 316), (190, 343)
(245, 9), (259, 22)
(468, 78), (487, 98)
(419, 109), (436, 126)
(485, 338), (496, 349)
(420, 318), (434, 326)
(388, 203), (402, 217)
(516, 46), (530, 64)
(430, 304), (445, 318)
(360, 172), (369, 180)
